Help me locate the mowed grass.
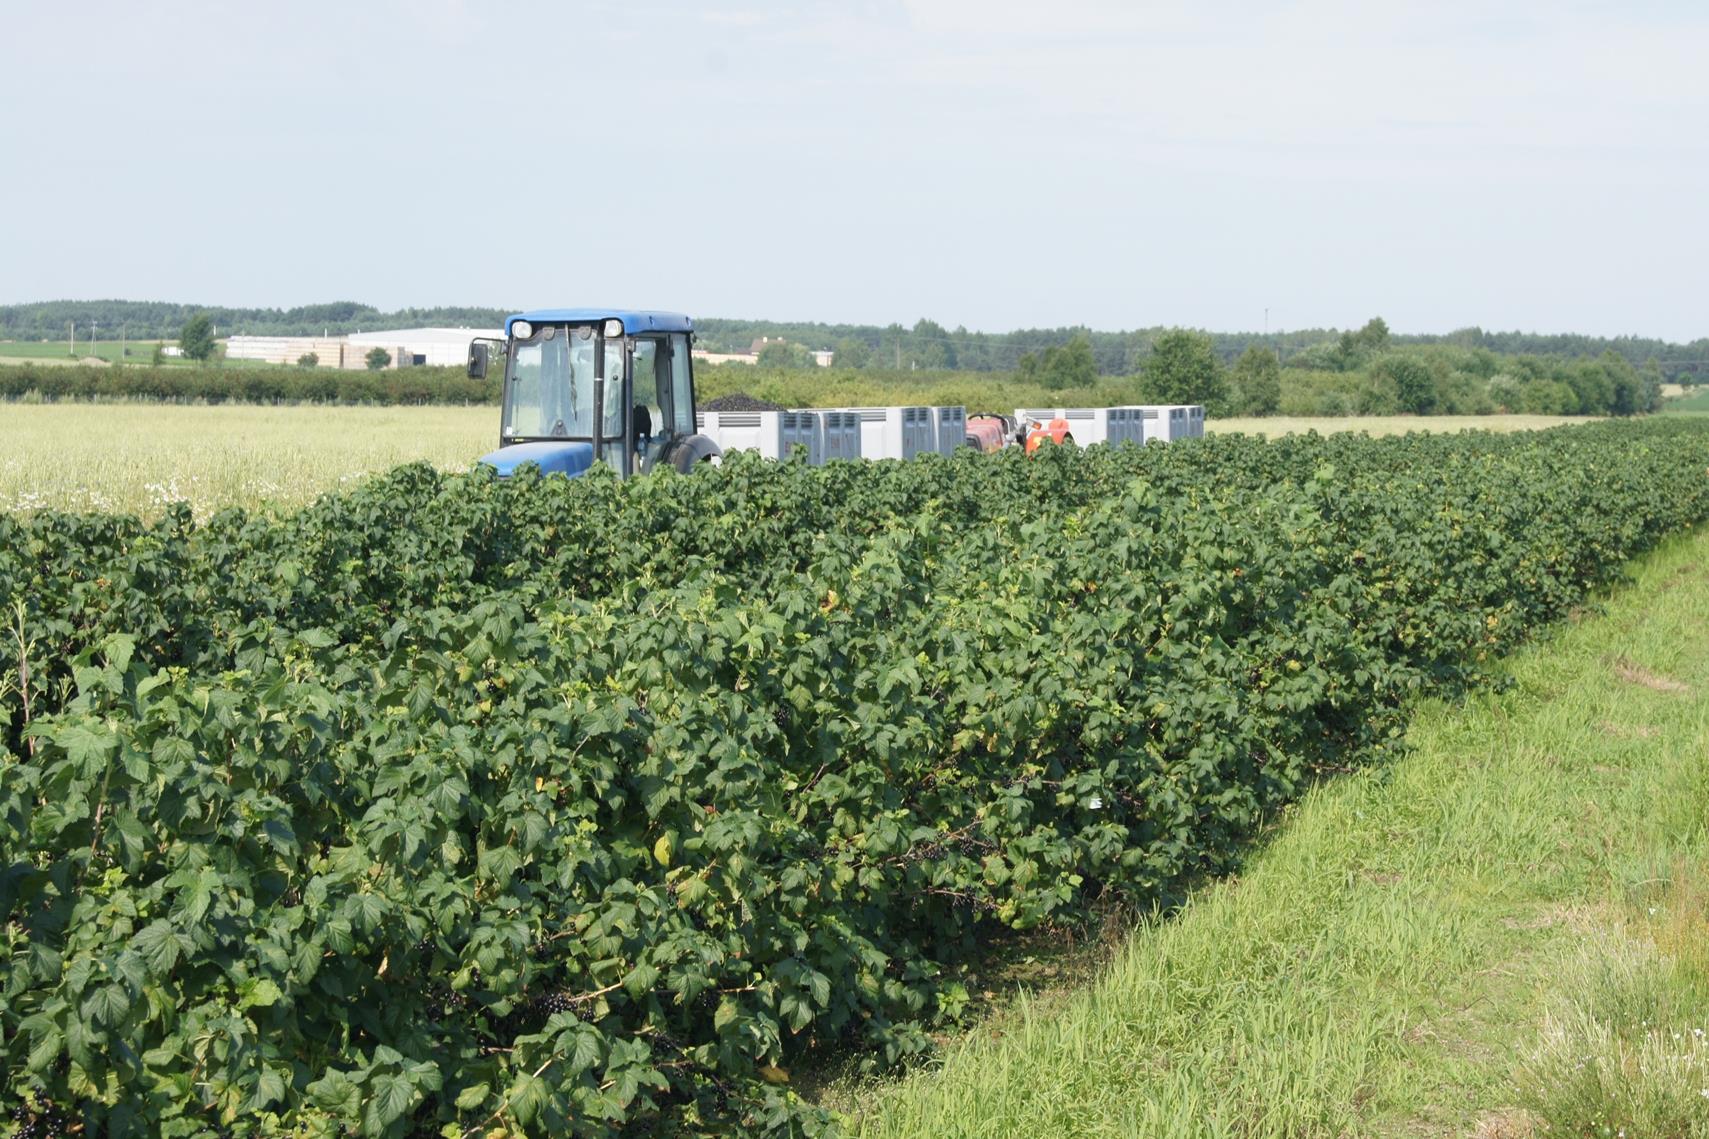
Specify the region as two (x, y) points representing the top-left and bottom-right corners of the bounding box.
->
(0, 403), (1597, 517)
(0, 403), (494, 517)
(846, 528), (1709, 1138)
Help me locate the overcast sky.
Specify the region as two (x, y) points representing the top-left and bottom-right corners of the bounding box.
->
(2, 1), (1705, 339)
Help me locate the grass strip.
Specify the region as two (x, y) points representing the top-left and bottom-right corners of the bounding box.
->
(849, 528), (1709, 1138)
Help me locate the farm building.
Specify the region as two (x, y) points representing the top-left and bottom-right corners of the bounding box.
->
(223, 327), (500, 370)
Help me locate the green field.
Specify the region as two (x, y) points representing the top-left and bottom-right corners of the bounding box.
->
(1209, 413), (1588, 437)
(0, 404), (493, 516)
(0, 403), (1592, 517)
(5, 420), (1708, 1136)
(0, 339), (173, 365)
(1664, 387), (1709, 414)
(851, 527), (1709, 1137)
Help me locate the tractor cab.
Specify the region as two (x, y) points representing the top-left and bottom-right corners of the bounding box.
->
(471, 309), (721, 479)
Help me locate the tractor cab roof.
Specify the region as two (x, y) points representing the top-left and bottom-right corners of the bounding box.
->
(505, 309), (693, 336)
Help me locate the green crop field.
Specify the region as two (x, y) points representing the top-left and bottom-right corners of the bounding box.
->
(851, 525), (1709, 1137)
(0, 340), (172, 366)
(0, 403), (1591, 517)
(1209, 412), (1587, 437)
(4, 419), (1709, 1136)
(1664, 387), (1709, 414)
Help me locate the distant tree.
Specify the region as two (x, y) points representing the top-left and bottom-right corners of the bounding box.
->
(1229, 346), (1281, 415)
(1602, 350), (1643, 416)
(1355, 316), (1391, 353)
(911, 318), (956, 370)
(876, 323), (906, 370)
(1376, 354), (1438, 414)
(833, 337), (871, 370)
(1141, 329), (1227, 411)
(150, 343), (166, 366)
(1038, 333), (1099, 391)
(757, 340), (812, 369)
(178, 314), (216, 362)
(365, 346), (392, 371)
(1639, 357), (1665, 413)
(1330, 316), (1392, 372)
(297, 352), (319, 368)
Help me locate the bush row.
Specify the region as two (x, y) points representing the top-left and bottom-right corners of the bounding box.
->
(0, 363), (499, 405)
(3, 422), (1709, 1136)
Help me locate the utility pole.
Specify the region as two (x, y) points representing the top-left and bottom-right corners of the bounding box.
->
(120, 323), (126, 365)
(67, 320), (74, 357)
(91, 322), (98, 360)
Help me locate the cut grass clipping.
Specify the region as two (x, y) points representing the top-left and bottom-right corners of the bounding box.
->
(848, 528), (1709, 1139)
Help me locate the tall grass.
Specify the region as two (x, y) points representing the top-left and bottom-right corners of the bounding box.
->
(0, 403), (493, 517)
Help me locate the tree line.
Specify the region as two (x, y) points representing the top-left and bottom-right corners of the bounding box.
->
(0, 300), (508, 342)
(1157, 322), (1665, 417)
(692, 316), (1709, 381)
(6, 300), (1705, 380)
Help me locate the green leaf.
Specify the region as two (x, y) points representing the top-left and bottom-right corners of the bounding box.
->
(152, 735), (196, 766)
(83, 983), (131, 1027)
(507, 1073), (546, 1126)
(55, 722), (116, 768)
(133, 921), (183, 973)
(307, 1069), (362, 1115)
(364, 1072), (416, 1135)
(251, 1066), (289, 1110)
(623, 961), (659, 997)
(241, 978), (284, 1009)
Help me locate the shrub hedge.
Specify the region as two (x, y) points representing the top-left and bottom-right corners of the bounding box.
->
(3, 421), (1709, 1135)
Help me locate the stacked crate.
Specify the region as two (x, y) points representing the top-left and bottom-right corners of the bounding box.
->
(826, 406), (935, 460)
(928, 406), (968, 455)
(817, 411), (862, 462)
(695, 410), (822, 464)
(1012, 407), (1145, 446)
(1118, 405), (1203, 443)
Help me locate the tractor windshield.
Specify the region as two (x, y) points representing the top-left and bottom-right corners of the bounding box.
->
(502, 325), (624, 441)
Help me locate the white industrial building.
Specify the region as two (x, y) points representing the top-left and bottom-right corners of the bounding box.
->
(223, 327), (500, 370)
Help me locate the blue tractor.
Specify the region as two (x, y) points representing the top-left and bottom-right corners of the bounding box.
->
(469, 309), (722, 479)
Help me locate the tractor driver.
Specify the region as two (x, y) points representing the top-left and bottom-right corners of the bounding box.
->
(628, 339), (668, 470)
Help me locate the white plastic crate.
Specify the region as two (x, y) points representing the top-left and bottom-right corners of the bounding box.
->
(1118, 405), (1201, 443)
(817, 410), (862, 462)
(1012, 407), (1145, 447)
(695, 410), (822, 463)
(928, 406), (968, 455)
(825, 406), (935, 460)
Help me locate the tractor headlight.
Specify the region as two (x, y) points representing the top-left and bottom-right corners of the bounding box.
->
(603, 318), (624, 338)
(512, 320), (534, 340)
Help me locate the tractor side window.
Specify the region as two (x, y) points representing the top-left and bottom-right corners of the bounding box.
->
(667, 334), (695, 436)
(507, 342), (545, 437)
(630, 339), (664, 441)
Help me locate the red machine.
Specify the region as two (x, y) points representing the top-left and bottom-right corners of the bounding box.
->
(1024, 416), (1074, 453)
(965, 413), (1015, 453)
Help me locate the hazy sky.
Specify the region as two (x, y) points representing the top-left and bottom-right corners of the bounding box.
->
(3, 1), (1706, 339)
